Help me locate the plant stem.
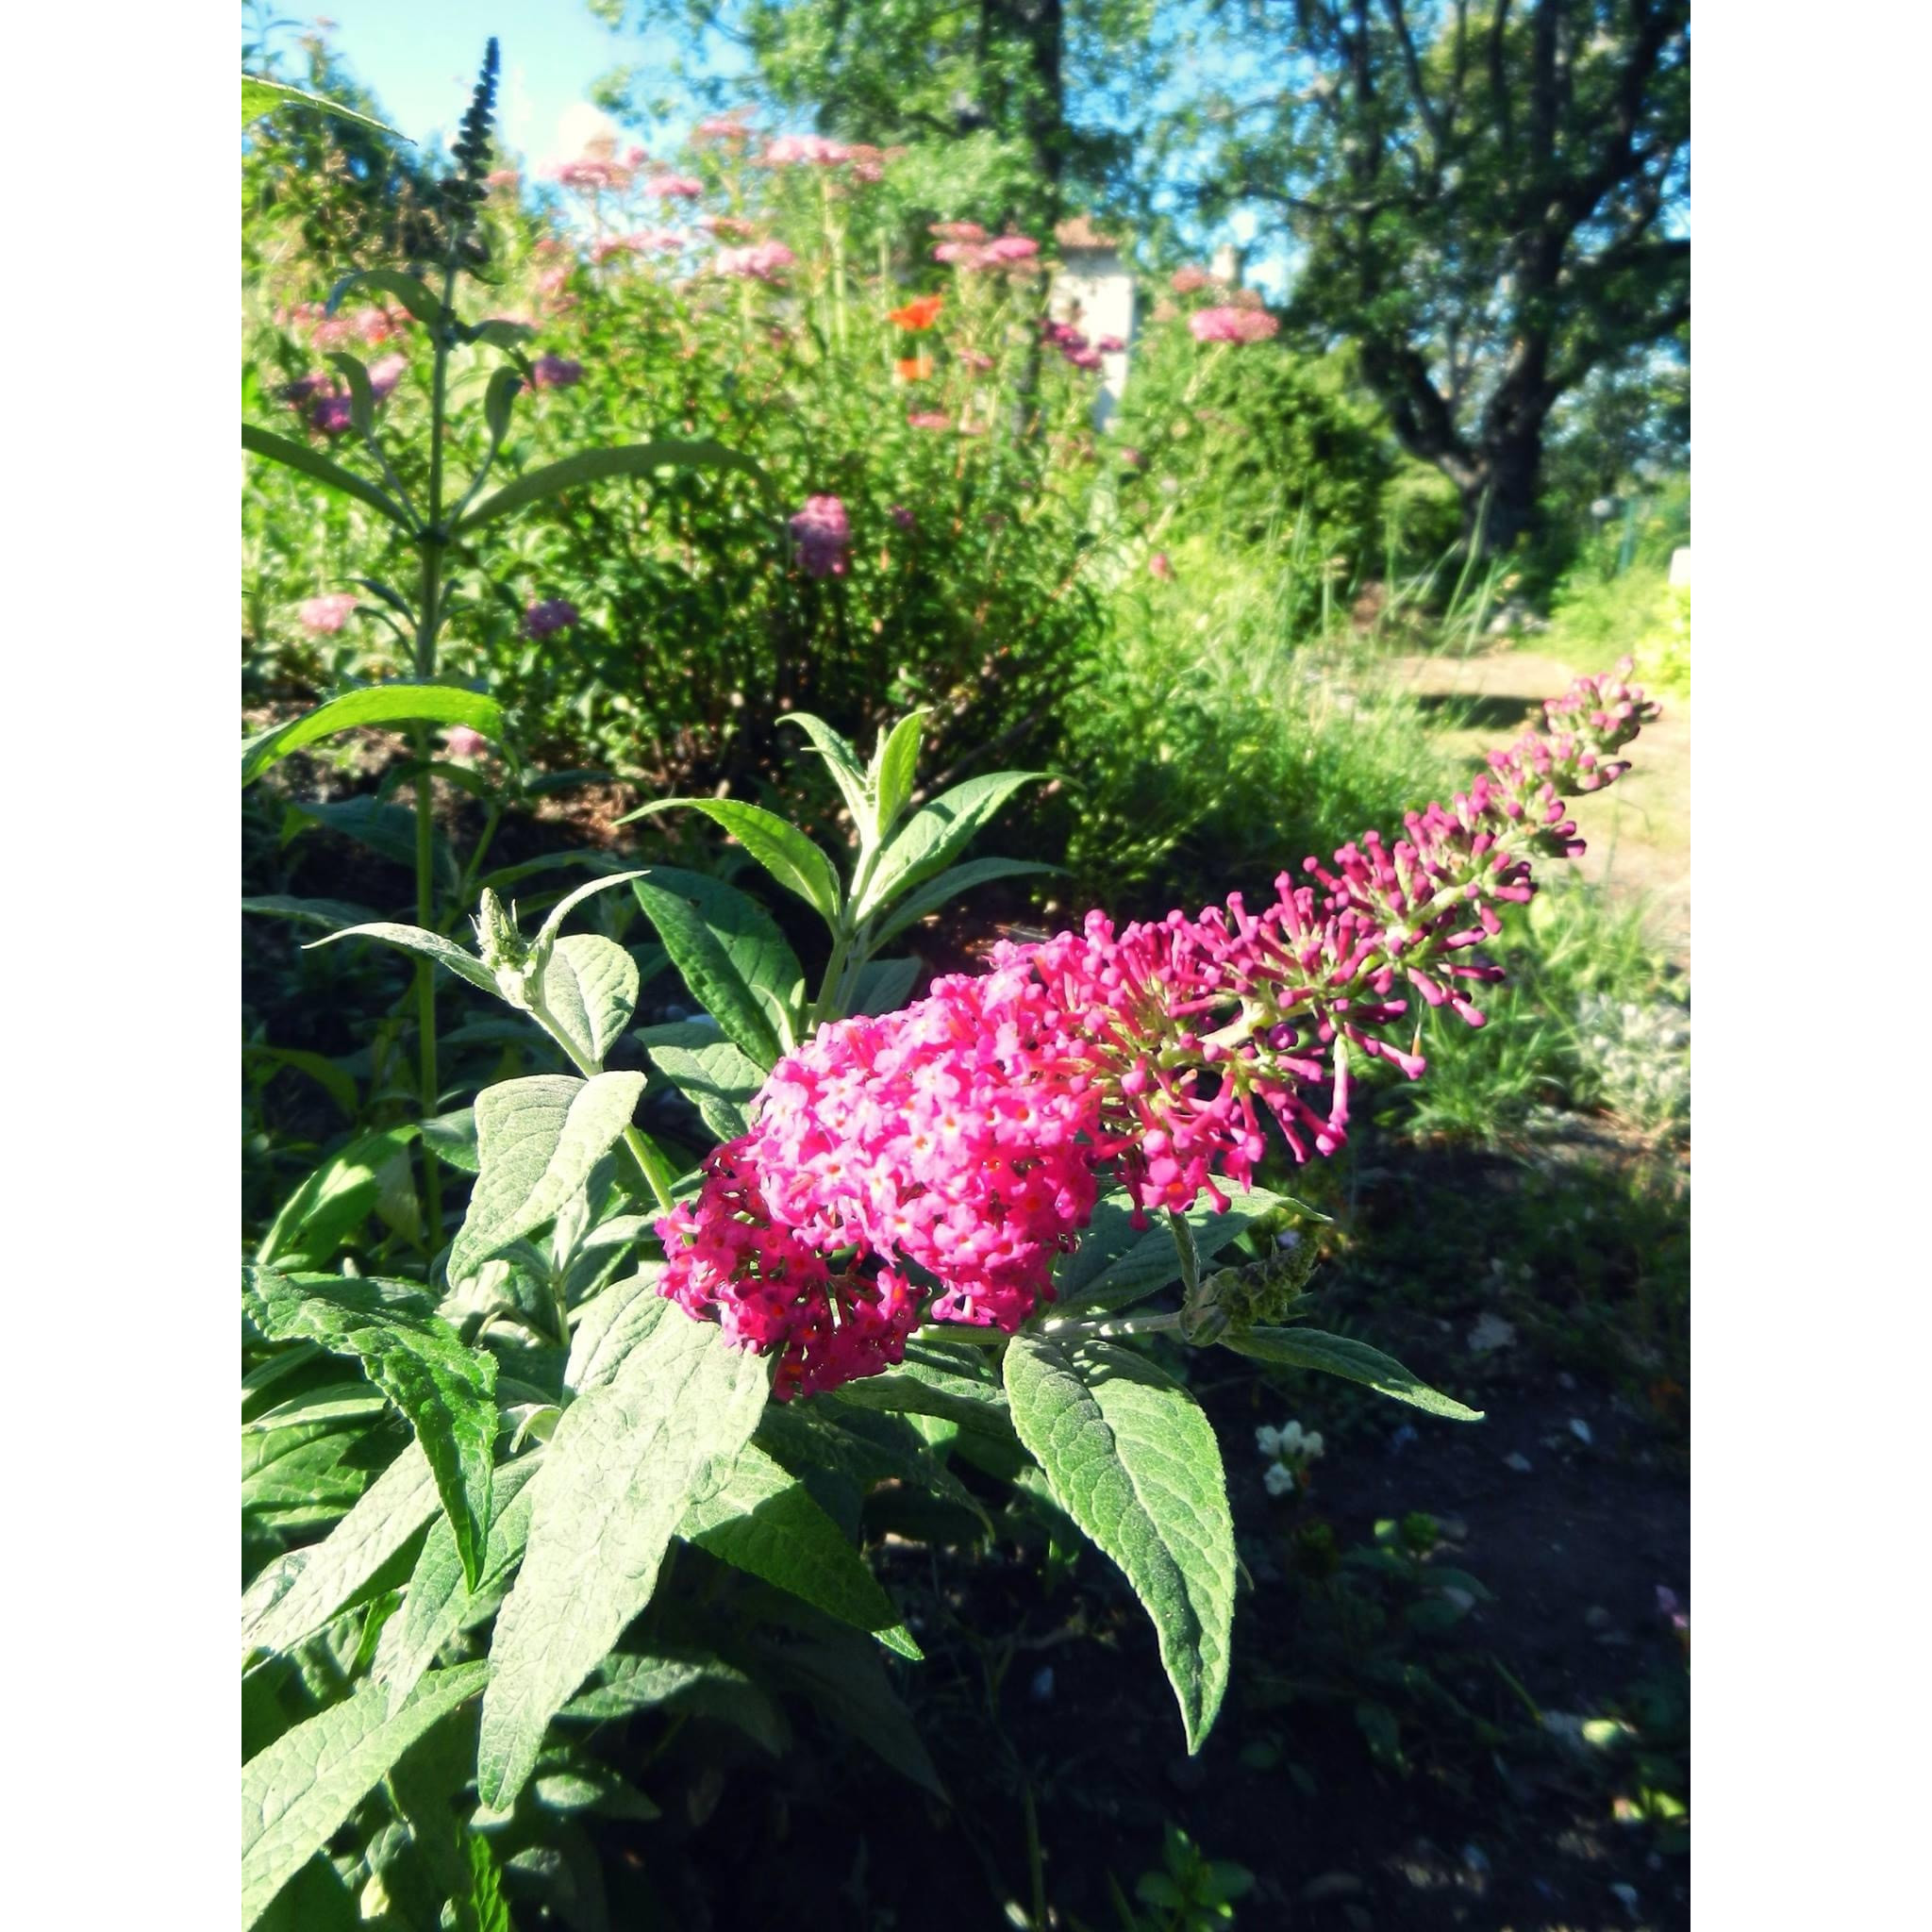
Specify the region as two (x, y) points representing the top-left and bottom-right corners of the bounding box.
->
(1040, 1308), (1183, 1341)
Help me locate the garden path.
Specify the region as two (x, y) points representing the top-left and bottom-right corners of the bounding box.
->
(1382, 646), (1690, 970)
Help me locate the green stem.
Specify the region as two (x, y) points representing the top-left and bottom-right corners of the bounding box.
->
(1040, 1309), (1184, 1342)
(524, 989), (679, 1217)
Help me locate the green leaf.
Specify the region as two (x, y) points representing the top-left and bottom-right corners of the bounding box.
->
(242, 72), (408, 137)
(629, 871), (799, 1069)
(679, 1443), (921, 1657)
(468, 317), (535, 352)
(375, 1456), (543, 1710)
(618, 797), (841, 925)
(284, 796), (455, 885)
(759, 1628), (942, 1797)
(242, 423), (414, 529)
(243, 1044), (358, 1120)
(324, 348), (378, 437)
(867, 858), (1061, 947)
(326, 267), (447, 329)
(242, 1441), (441, 1657)
(828, 1340), (1013, 1436)
(1003, 1336), (1236, 1752)
(565, 1271), (670, 1396)
(848, 956), (920, 1016)
(1055, 1186), (1287, 1313)
(241, 1664), (487, 1930)
(304, 920), (499, 997)
(257, 1125), (421, 1268)
(641, 1027), (765, 1141)
(422, 1108), (480, 1174)
(533, 868), (652, 947)
(451, 1074), (646, 1283)
(539, 934), (639, 1064)
(779, 711), (872, 828)
(475, 1307), (770, 1809)
(245, 1270), (500, 1590)
(456, 439), (772, 531)
(1222, 1327), (1484, 1420)
(857, 772), (1048, 921)
(243, 686), (501, 785)
(242, 1419), (387, 1530)
(869, 710), (930, 841)
(561, 1650), (787, 1753)
(242, 894), (383, 932)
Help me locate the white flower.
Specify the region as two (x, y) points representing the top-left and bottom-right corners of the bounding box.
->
(1279, 1421), (1306, 1455)
(1255, 1424), (1283, 1458)
(1263, 1462), (1297, 1497)
(1302, 1431), (1324, 1459)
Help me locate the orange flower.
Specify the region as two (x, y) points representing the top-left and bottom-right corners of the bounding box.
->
(894, 356), (934, 382)
(888, 294), (944, 332)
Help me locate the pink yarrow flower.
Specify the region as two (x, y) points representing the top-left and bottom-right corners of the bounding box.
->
(658, 669), (1658, 1397)
(442, 724), (489, 758)
(524, 598), (580, 638)
(644, 173), (703, 198)
(1190, 305), (1280, 344)
(298, 592), (358, 633)
(762, 133), (851, 166)
(788, 495), (852, 578)
(527, 354), (583, 391)
(713, 241), (796, 282)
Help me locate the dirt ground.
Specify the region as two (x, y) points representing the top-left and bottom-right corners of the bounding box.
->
(1377, 649), (1690, 971)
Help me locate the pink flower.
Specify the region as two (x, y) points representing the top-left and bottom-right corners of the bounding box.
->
(789, 495), (851, 578)
(958, 348), (995, 372)
(1190, 306), (1280, 344)
(308, 392), (354, 435)
(551, 157), (632, 192)
(524, 598), (580, 639)
(298, 592), (358, 633)
(762, 133), (851, 166)
(929, 221), (987, 242)
(694, 114), (753, 143)
(933, 242), (988, 267)
(442, 724), (489, 758)
(907, 410), (953, 431)
(644, 173), (703, 198)
(485, 168), (520, 189)
(527, 354), (583, 391)
(657, 669), (1658, 1395)
(698, 213), (758, 239)
(982, 234), (1039, 263)
(1096, 335), (1126, 354)
(365, 353), (408, 399)
(712, 241), (796, 282)
(1171, 265), (1218, 293)
(1149, 552), (1174, 581)
(889, 504), (916, 530)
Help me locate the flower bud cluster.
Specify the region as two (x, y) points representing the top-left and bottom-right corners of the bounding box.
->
(658, 670), (1657, 1393)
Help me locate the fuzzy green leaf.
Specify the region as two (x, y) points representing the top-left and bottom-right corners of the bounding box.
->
(306, 920), (500, 997)
(245, 1271), (499, 1590)
(857, 771), (1048, 921)
(619, 797), (842, 924)
(242, 423), (414, 529)
(326, 267), (446, 329)
(848, 956), (921, 1016)
(641, 1026), (765, 1141)
(451, 1074), (645, 1283)
(564, 1271), (671, 1396)
(456, 439), (771, 530)
(679, 1443), (921, 1657)
(243, 686), (500, 786)
(829, 1340), (1014, 1436)
(475, 1310), (770, 1809)
(1055, 1185), (1288, 1313)
(629, 870), (799, 1069)
(242, 73), (407, 137)
(242, 1440), (441, 1657)
(539, 934), (639, 1064)
(375, 1455), (543, 1710)
(867, 857), (1061, 946)
(868, 710), (930, 841)
(256, 1125), (422, 1268)
(1003, 1336), (1236, 1752)
(241, 1664), (487, 1929)
(1222, 1327), (1484, 1420)
(779, 711), (873, 828)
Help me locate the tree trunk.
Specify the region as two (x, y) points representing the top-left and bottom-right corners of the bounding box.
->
(1463, 430), (1545, 558)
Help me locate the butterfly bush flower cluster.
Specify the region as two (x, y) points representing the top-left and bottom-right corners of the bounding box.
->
(523, 597), (579, 639)
(659, 673), (1656, 1396)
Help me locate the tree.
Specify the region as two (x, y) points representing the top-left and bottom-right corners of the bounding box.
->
(596, 0), (1173, 232)
(1198, 1), (1689, 553)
